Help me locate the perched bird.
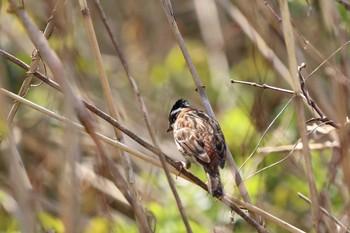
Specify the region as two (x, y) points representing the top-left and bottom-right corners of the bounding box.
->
(167, 99), (226, 198)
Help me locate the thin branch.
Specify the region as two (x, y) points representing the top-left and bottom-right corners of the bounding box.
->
(92, 1), (191, 231)
(5, 0), (66, 130)
(0, 92), (131, 207)
(216, 0), (292, 87)
(160, 0), (213, 116)
(221, 197), (268, 233)
(0, 50), (310, 233)
(225, 195), (306, 233)
(2, 51), (261, 231)
(2, 87), (306, 233)
(0, 49), (62, 91)
(244, 137), (300, 183)
(298, 193), (350, 233)
(0, 87), (181, 177)
(294, 28), (350, 88)
(160, 0), (262, 227)
(231, 75), (339, 129)
(77, 1), (150, 231)
(238, 97), (293, 172)
(8, 1), (77, 231)
(0, 50), (192, 181)
(298, 64), (339, 128)
(264, 1), (282, 21)
(6, 2), (141, 224)
(265, 0), (350, 89)
(226, 118), (339, 189)
(279, 1), (321, 231)
(246, 120), (334, 182)
(230, 79), (294, 95)
(306, 40), (350, 82)
(6, 0), (91, 144)
(257, 141), (339, 154)
(0, 49), (206, 188)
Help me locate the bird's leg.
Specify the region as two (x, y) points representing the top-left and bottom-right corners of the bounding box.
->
(174, 160), (191, 177)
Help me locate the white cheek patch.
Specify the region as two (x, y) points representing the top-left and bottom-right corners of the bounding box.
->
(171, 107), (182, 117)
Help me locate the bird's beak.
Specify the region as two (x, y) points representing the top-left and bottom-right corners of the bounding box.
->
(167, 125), (173, 132)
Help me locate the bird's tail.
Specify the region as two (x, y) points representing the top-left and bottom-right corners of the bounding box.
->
(204, 166), (224, 198)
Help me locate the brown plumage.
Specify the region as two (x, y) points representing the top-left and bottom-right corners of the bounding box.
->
(167, 99), (226, 198)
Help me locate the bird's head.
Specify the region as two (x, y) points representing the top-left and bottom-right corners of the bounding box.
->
(167, 99), (190, 132)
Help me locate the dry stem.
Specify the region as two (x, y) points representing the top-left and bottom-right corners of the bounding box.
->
(160, 0), (263, 228)
(1, 49), (307, 233)
(92, 0), (191, 231)
(278, 0), (321, 231)
(77, 0), (150, 231)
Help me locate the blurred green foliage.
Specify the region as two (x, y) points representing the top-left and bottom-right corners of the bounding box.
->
(220, 107), (256, 158)
(38, 212), (64, 233)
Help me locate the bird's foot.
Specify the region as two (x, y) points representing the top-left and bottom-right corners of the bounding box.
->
(174, 161), (191, 178)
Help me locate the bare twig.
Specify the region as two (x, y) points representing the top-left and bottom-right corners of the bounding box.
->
(257, 141), (339, 154)
(298, 193), (350, 233)
(244, 121), (335, 183)
(5, 0), (134, 215)
(160, 0), (263, 227)
(306, 40), (350, 82)
(0, 49), (62, 91)
(2, 53), (261, 231)
(278, 1), (321, 231)
(230, 79), (295, 95)
(298, 64), (339, 128)
(5, 0), (91, 147)
(92, 1), (191, 231)
(160, 0), (213, 116)
(220, 0), (343, 134)
(231, 73), (339, 129)
(238, 97), (293, 172)
(2, 85), (306, 233)
(5, 0), (66, 130)
(216, 0), (292, 87)
(1, 50), (310, 233)
(225, 195), (306, 233)
(264, 1), (282, 21)
(0, 48), (206, 188)
(0, 87), (180, 177)
(221, 197), (268, 233)
(77, 1), (150, 231)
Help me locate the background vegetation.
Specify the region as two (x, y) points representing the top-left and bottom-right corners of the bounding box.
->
(0, 0), (350, 232)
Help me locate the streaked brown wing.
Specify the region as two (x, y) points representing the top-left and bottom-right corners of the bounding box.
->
(210, 131), (226, 168)
(174, 127), (211, 164)
(188, 110), (226, 168)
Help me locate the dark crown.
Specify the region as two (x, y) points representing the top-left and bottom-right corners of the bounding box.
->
(168, 99), (190, 124)
(173, 99), (190, 109)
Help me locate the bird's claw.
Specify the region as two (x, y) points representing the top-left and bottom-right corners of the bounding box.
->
(175, 161), (190, 178)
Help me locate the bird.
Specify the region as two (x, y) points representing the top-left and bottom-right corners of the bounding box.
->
(167, 99), (226, 198)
